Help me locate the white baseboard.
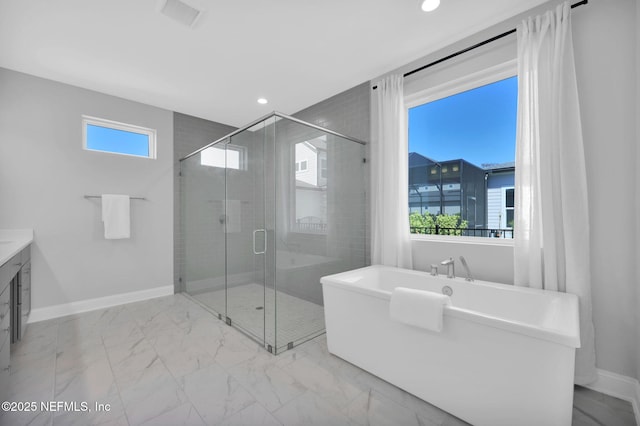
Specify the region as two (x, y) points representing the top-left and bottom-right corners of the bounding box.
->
(585, 368), (640, 425)
(28, 285), (174, 323)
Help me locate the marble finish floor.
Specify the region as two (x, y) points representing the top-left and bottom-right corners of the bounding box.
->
(3, 294), (636, 426)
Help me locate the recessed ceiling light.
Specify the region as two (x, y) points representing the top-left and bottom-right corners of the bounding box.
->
(257, 98), (268, 105)
(421, 0), (440, 12)
(160, 0), (202, 28)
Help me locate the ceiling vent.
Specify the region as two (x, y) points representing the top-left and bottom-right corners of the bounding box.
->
(160, 0), (202, 28)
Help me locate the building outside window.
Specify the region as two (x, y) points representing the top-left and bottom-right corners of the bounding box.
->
(295, 160), (308, 173)
(486, 165), (515, 238)
(504, 187), (514, 228)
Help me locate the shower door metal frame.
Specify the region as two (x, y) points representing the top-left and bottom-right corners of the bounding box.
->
(180, 112), (366, 163)
(179, 111), (367, 355)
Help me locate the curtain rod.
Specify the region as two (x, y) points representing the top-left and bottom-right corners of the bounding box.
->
(372, 0), (588, 90)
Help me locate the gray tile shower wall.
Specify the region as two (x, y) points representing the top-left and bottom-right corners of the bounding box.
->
(292, 82), (371, 143)
(292, 82), (372, 265)
(173, 113), (237, 292)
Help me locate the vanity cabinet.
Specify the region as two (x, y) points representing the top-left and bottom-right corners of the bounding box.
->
(0, 254), (17, 403)
(20, 257), (31, 338)
(0, 244), (31, 402)
(8, 247), (30, 344)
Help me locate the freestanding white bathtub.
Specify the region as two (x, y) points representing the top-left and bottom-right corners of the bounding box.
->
(321, 265), (581, 426)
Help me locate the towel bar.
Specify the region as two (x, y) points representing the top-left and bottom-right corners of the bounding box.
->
(83, 195), (146, 200)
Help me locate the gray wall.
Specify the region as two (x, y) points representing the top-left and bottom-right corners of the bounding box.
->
(0, 68), (174, 309)
(636, 0), (640, 387)
(293, 82), (371, 143)
(372, 0), (639, 381)
(173, 112), (236, 292)
(573, 0), (638, 381)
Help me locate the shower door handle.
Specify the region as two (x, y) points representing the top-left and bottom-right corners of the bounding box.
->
(253, 229), (266, 255)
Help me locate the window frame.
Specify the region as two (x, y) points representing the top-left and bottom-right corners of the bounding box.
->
(503, 187), (515, 229)
(82, 115), (157, 159)
(199, 143), (247, 170)
(405, 60), (517, 244)
(320, 157), (328, 179)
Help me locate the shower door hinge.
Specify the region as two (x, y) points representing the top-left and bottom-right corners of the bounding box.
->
(225, 317), (232, 326)
(267, 344), (273, 354)
(287, 342), (294, 350)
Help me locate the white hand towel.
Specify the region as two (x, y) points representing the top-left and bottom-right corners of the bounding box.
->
(101, 194), (130, 239)
(389, 287), (451, 332)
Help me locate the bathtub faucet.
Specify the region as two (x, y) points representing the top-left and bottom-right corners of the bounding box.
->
(440, 257), (455, 278)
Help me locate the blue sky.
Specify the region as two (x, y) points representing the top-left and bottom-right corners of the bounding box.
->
(408, 76), (517, 167)
(86, 124), (149, 157)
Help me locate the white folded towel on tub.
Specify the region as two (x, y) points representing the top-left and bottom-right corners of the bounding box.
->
(389, 287), (451, 332)
(101, 194), (130, 239)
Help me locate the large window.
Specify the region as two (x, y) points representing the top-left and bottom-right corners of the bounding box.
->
(82, 115), (156, 158)
(407, 73), (517, 238)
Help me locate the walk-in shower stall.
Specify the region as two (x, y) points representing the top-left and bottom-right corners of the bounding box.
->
(180, 112), (367, 354)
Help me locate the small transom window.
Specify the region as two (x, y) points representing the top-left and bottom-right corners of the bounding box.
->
(200, 145), (245, 170)
(82, 116), (156, 159)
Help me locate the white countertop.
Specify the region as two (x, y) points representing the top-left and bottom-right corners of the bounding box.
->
(0, 229), (34, 266)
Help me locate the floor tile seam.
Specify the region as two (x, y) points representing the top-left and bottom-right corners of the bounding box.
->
(117, 349), (187, 425)
(575, 387), (636, 413)
(186, 331), (231, 357)
(102, 333), (162, 404)
(226, 361), (309, 414)
(285, 358), (370, 415)
(102, 328), (147, 352)
(270, 388), (351, 424)
(103, 334), (152, 371)
(178, 365), (257, 425)
(350, 374), (425, 416)
(156, 342), (219, 383)
(50, 321), (60, 404)
(97, 317), (140, 336)
(142, 401), (207, 426)
(573, 404), (608, 426)
(213, 393), (267, 425)
(263, 358), (313, 402)
(51, 321), (92, 424)
(235, 400), (281, 425)
(98, 335), (131, 426)
(347, 386), (433, 425)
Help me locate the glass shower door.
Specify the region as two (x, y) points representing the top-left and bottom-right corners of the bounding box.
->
(181, 141), (227, 318)
(224, 124), (267, 345)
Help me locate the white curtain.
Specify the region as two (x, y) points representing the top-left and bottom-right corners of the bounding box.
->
(372, 75), (413, 269)
(514, 2), (596, 385)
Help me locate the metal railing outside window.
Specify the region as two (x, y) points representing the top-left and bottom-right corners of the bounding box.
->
(410, 226), (514, 239)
